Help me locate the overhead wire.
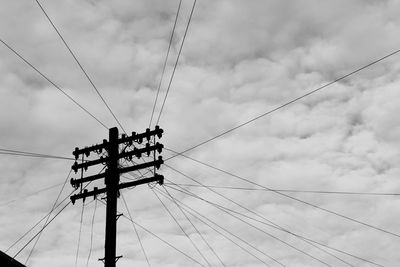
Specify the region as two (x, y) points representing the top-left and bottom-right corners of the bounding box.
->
(25, 169), (72, 264)
(166, 150), (400, 239)
(162, 186), (226, 267)
(5, 175), (80, 253)
(0, 148), (76, 161)
(12, 201), (71, 259)
(164, 183), (400, 196)
(86, 199), (97, 267)
(154, 188), (273, 266)
(155, 0), (197, 125)
(121, 193), (151, 267)
(149, 0), (183, 128)
(7, 170), (97, 258)
(164, 165), (353, 266)
(0, 182), (63, 207)
(164, 48), (400, 161)
(152, 189), (211, 267)
(97, 199), (205, 266)
(75, 200), (85, 267)
(165, 184), (332, 266)
(6, 191), (71, 253)
(165, 183), (383, 267)
(34, 0), (126, 132)
(0, 38), (108, 129)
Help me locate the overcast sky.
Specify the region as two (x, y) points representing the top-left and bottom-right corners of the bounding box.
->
(1, 0), (400, 266)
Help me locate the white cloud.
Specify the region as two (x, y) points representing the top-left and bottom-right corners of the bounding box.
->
(1, 0), (400, 266)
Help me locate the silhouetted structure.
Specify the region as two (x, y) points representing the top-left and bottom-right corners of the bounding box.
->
(70, 126), (164, 267)
(0, 251), (26, 267)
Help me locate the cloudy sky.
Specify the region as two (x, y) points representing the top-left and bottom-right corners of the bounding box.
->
(1, 0), (400, 266)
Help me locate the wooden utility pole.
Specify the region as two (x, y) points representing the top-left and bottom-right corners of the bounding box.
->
(70, 126), (164, 267)
(104, 127), (119, 267)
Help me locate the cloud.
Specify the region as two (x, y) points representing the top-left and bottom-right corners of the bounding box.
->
(1, 0), (400, 266)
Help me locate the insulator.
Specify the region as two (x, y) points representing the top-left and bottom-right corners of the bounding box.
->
(157, 174), (164, 185)
(70, 178), (77, 188)
(155, 125), (163, 138)
(156, 143), (164, 153)
(146, 143), (151, 156)
(93, 187), (98, 199)
(73, 147), (79, 160)
(155, 156), (163, 169)
(146, 128), (151, 141)
(72, 162), (78, 173)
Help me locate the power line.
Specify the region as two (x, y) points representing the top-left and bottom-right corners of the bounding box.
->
(97, 199), (205, 266)
(154, 188), (273, 266)
(165, 184), (331, 266)
(156, 0), (197, 125)
(25, 169), (72, 264)
(149, 0), (183, 128)
(86, 199), (97, 267)
(34, 0), (126, 132)
(152, 189), (211, 266)
(0, 148), (76, 161)
(164, 183), (400, 196)
(75, 201), (85, 267)
(6, 187), (76, 253)
(166, 150), (400, 239)
(6, 174), (96, 256)
(162, 186), (226, 267)
(165, 48), (400, 160)
(165, 183), (383, 267)
(0, 182), (63, 207)
(164, 165), (353, 266)
(12, 201), (71, 259)
(0, 151), (73, 161)
(121, 193), (151, 267)
(0, 38), (108, 129)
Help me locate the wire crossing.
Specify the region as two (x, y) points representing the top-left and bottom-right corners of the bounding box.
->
(25, 170), (72, 265)
(156, 0), (197, 125)
(164, 183), (400, 196)
(162, 186), (226, 267)
(163, 165), (353, 266)
(0, 38), (108, 129)
(149, 0), (183, 128)
(34, 0), (126, 133)
(165, 48), (400, 160)
(171, 153), (400, 239)
(154, 187), (275, 266)
(121, 193), (151, 267)
(153, 189), (211, 266)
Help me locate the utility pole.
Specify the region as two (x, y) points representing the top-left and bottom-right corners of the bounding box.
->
(70, 126), (164, 267)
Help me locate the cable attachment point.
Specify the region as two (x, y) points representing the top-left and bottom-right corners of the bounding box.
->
(116, 256), (123, 262)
